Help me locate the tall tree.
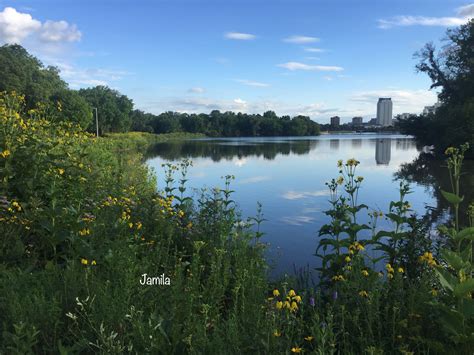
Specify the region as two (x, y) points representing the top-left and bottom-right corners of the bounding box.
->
(79, 86), (134, 133)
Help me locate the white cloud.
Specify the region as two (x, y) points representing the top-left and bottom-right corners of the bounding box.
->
(303, 47), (326, 53)
(0, 7), (41, 43)
(0, 7), (81, 45)
(39, 20), (81, 42)
(282, 190), (329, 200)
(457, 4), (474, 17)
(283, 35), (319, 44)
(235, 79), (269, 87)
(239, 176), (271, 184)
(277, 62), (344, 72)
(188, 87), (205, 94)
(378, 4), (474, 29)
(56, 62), (130, 88)
(281, 215), (316, 226)
(224, 32), (256, 40)
(350, 89), (438, 115)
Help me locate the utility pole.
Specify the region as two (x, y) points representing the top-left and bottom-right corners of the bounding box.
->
(93, 107), (99, 137)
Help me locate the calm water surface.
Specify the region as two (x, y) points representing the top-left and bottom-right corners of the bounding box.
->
(146, 134), (438, 276)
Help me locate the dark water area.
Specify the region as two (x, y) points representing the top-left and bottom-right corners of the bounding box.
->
(146, 134), (474, 277)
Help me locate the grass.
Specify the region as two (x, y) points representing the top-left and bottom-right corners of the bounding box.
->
(1, 92), (474, 353)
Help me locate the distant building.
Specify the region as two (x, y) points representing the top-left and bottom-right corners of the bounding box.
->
(368, 118), (378, 125)
(377, 98), (393, 126)
(330, 116), (340, 126)
(423, 101), (441, 115)
(352, 116), (363, 125)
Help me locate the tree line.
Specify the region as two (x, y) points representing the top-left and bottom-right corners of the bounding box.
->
(0, 44), (320, 137)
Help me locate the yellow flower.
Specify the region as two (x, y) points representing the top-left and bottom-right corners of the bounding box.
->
(128, 222), (133, 229)
(304, 336), (314, 341)
(58, 168), (65, 175)
(431, 289), (438, 296)
(294, 295), (302, 303)
(0, 150), (10, 158)
(358, 290), (369, 297)
(336, 176), (344, 185)
(91, 260), (97, 265)
(81, 258), (88, 265)
(284, 301), (291, 309)
(79, 228), (90, 236)
(273, 289), (280, 297)
(288, 289), (296, 297)
(356, 176), (364, 183)
(345, 256), (351, 263)
(276, 301), (283, 310)
(136, 222), (143, 230)
(385, 263), (394, 274)
(273, 330), (281, 337)
(290, 301), (298, 312)
(337, 159), (343, 168)
(398, 267), (404, 273)
(186, 222), (193, 229)
(362, 270), (369, 277)
(291, 347), (302, 353)
(388, 273), (394, 279)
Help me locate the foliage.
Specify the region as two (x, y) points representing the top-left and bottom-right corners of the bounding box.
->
(79, 86), (134, 134)
(2, 91), (474, 353)
(130, 109), (321, 137)
(399, 20), (474, 158)
(0, 44), (93, 129)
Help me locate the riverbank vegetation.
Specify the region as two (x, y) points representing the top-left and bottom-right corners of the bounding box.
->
(2, 90), (474, 353)
(399, 19), (474, 158)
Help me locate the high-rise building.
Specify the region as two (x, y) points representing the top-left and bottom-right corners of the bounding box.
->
(376, 98), (393, 126)
(375, 138), (391, 165)
(352, 116), (363, 125)
(330, 116), (340, 126)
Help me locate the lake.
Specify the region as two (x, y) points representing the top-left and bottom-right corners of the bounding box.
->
(146, 133), (468, 277)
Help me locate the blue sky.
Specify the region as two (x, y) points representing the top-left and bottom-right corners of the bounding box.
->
(0, 0), (473, 123)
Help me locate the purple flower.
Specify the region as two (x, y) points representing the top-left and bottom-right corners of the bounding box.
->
(309, 297), (315, 307)
(332, 291), (338, 301)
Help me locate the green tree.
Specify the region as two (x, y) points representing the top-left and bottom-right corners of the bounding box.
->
(79, 86), (134, 133)
(400, 19), (474, 157)
(0, 44), (68, 109)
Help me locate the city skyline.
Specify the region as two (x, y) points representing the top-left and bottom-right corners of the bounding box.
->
(0, 1), (472, 123)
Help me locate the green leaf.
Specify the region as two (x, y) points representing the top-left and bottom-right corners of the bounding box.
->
(441, 249), (468, 271)
(441, 190), (464, 205)
(434, 267), (457, 291)
(454, 279), (474, 298)
(455, 227), (474, 241)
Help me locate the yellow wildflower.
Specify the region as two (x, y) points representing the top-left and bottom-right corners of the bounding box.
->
(79, 228), (90, 236)
(294, 295), (302, 303)
(128, 222), (133, 229)
(276, 301), (283, 310)
(288, 289), (296, 297)
(58, 168), (65, 175)
(273, 289), (280, 297)
(336, 176), (344, 185)
(362, 270), (369, 277)
(337, 159), (343, 168)
(398, 267), (404, 273)
(136, 221), (142, 230)
(291, 347), (302, 353)
(273, 330), (281, 337)
(304, 336), (314, 341)
(358, 290), (369, 297)
(290, 301), (298, 312)
(345, 256), (351, 263)
(81, 258), (88, 265)
(91, 260), (97, 265)
(431, 289), (438, 296)
(0, 150), (10, 158)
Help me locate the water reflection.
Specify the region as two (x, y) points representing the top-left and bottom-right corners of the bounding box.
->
(146, 134), (430, 276)
(147, 135), (415, 167)
(375, 139), (391, 165)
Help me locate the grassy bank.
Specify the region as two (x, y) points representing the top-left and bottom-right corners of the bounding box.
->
(1, 92), (474, 353)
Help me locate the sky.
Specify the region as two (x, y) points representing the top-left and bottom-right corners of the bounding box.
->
(0, 0), (473, 123)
